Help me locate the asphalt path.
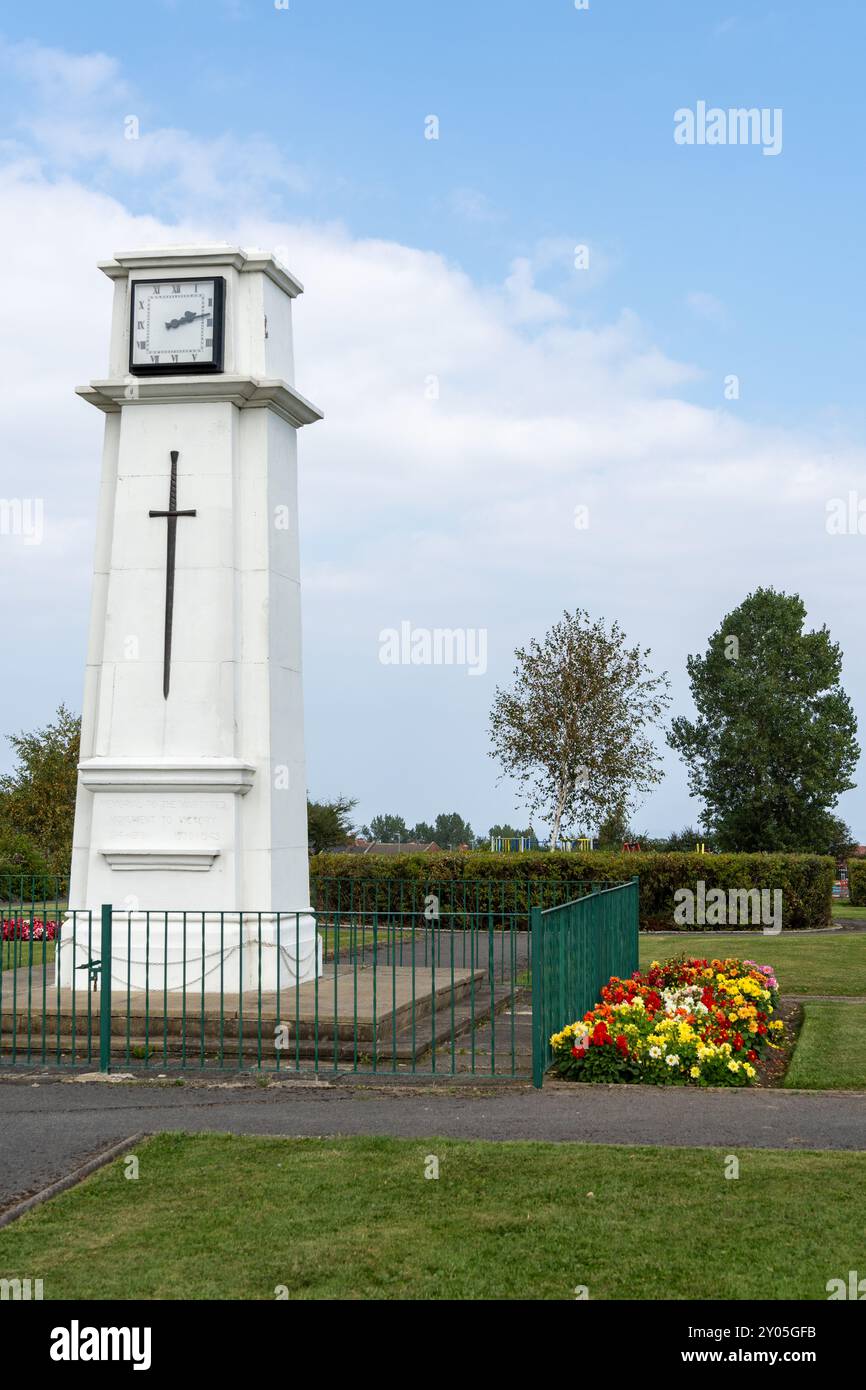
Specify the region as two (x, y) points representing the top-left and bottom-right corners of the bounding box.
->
(1, 1076), (864, 1213)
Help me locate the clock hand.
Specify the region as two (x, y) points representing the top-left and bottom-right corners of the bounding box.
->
(164, 311), (208, 330)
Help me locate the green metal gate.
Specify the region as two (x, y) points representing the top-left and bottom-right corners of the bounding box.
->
(531, 877), (640, 1087)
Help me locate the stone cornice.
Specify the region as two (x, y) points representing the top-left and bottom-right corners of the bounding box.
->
(98, 245), (305, 298)
(101, 849), (221, 872)
(78, 759), (256, 795)
(76, 375), (323, 428)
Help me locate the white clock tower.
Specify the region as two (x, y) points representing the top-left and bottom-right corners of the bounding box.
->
(59, 246), (323, 992)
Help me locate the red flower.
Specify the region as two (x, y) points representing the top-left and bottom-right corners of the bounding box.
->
(571, 1045), (586, 1059)
(747, 1050), (758, 1062)
(615, 1033), (629, 1055)
(733, 1033), (744, 1051)
(591, 1022), (609, 1046)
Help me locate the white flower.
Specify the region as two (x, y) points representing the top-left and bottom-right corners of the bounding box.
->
(665, 1054), (680, 1067)
(648, 1046), (662, 1059)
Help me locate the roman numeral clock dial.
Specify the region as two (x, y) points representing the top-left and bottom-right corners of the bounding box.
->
(129, 276), (225, 374)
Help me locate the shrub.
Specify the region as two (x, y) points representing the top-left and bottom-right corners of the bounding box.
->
(847, 860), (866, 906)
(550, 956), (785, 1086)
(310, 850), (833, 930)
(0, 828), (57, 900)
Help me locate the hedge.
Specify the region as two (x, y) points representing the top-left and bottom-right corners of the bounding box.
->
(848, 860), (866, 907)
(310, 851), (833, 931)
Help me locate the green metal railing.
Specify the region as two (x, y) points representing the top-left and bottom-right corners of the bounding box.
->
(531, 876), (639, 1087)
(0, 904), (533, 1079)
(0, 877), (639, 1083)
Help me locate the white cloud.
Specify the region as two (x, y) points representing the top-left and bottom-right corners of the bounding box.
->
(502, 256), (568, 324)
(0, 36), (309, 217)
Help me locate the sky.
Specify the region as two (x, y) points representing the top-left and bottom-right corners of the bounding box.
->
(0, 0), (864, 841)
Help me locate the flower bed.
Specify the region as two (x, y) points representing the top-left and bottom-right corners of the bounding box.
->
(2, 918), (58, 942)
(550, 956), (785, 1086)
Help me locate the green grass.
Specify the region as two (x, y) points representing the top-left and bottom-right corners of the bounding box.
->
(320, 925), (416, 958)
(1, 1133), (864, 1300)
(1, 940), (55, 970)
(832, 902), (866, 920)
(640, 931), (866, 996)
(784, 1002), (866, 1090)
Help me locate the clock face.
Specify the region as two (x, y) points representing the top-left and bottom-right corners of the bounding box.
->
(129, 276), (225, 375)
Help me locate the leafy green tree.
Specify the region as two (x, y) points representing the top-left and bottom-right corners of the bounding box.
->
(0, 705), (80, 873)
(668, 588), (859, 851)
(596, 801), (632, 848)
(488, 823), (534, 841)
(410, 820), (437, 843)
(664, 825), (716, 852)
(0, 827), (53, 884)
(807, 812), (855, 860)
(489, 609), (671, 849)
(360, 813), (410, 843)
(432, 811), (475, 849)
(307, 796), (357, 854)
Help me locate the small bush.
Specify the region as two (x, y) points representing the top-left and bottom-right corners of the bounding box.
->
(848, 860), (866, 906)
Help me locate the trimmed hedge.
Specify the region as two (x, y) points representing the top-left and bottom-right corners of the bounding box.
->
(311, 850), (834, 931)
(847, 860), (866, 907)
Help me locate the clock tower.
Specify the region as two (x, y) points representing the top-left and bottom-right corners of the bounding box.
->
(59, 246), (323, 992)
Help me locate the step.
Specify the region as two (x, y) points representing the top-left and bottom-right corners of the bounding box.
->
(0, 985), (523, 1067)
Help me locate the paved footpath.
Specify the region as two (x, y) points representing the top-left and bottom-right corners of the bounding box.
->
(1, 1076), (865, 1213)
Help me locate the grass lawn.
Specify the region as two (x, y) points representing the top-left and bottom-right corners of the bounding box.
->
(1, 1133), (865, 1300)
(832, 903), (866, 920)
(640, 932), (866, 996)
(1, 940), (55, 971)
(784, 1002), (866, 1090)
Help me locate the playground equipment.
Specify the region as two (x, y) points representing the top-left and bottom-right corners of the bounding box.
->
(489, 835), (535, 853)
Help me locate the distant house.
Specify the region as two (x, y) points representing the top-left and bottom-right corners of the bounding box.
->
(321, 840), (441, 856)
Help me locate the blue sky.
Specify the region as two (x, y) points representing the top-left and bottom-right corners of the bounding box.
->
(1, 0), (865, 840)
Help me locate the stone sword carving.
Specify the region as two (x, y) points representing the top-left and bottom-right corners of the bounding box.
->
(149, 450), (196, 699)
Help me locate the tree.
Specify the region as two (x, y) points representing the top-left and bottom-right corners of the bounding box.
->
(668, 588), (860, 852)
(664, 825), (715, 852)
(488, 823), (534, 841)
(489, 609), (671, 848)
(596, 802), (632, 848)
(410, 820), (437, 844)
(432, 811), (475, 849)
(0, 705), (80, 873)
(360, 813), (410, 844)
(307, 796), (357, 854)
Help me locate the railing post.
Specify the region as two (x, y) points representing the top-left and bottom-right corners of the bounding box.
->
(631, 874), (640, 972)
(530, 906), (544, 1088)
(99, 904), (112, 1073)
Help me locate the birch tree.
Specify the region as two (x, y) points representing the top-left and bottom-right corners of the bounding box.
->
(488, 610), (670, 849)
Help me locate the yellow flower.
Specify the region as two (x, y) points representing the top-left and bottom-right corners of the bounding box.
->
(727, 1060), (740, 1073)
(743, 1063), (756, 1078)
(689, 1066), (701, 1078)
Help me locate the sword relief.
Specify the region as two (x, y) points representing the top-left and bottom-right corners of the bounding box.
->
(148, 450), (196, 698)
